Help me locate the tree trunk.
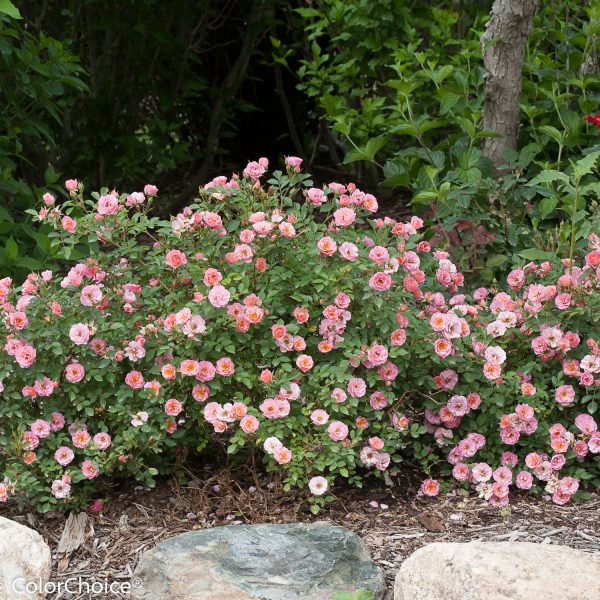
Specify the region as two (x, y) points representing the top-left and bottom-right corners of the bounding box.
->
(481, 0), (538, 170)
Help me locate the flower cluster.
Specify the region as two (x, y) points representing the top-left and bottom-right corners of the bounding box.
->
(585, 113), (600, 128)
(0, 158), (598, 512)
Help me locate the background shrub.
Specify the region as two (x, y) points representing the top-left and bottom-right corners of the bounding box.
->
(0, 9), (87, 280)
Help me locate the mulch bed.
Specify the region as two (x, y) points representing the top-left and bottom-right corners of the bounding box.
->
(2, 465), (599, 599)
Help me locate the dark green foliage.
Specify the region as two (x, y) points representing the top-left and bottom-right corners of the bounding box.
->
(0, 5), (87, 279)
(293, 0), (600, 281)
(18, 0), (286, 206)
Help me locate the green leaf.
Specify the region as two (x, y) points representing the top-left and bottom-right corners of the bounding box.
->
(15, 256), (42, 270)
(0, 0), (21, 18)
(412, 190), (437, 204)
(44, 163), (58, 185)
(472, 129), (502, 140)
(0, 205), (13, 223)
(517, 248), (557, 261)
(427, 64), (454, 85)
(539, 197), (558, 218)
(518, 143), (542, 166)
(486, 254), (507, 268)
(581, 181), (600, 198)
(332, 591), (374, 600)
(527, 170), (570, 185)
(382, 160), (409, 188)
(344, 136), (388, 164)
(455, 116), (477, 138)
(5, 236), (18, 260)
(439, 92), (460, 115)
(538, 125), (565, 145)
(573, 151), (600, 180)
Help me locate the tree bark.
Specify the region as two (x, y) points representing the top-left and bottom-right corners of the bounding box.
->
(481, 0), (538, 170)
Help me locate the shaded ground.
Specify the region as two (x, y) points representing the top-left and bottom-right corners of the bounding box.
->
(2, 466), (599, 599)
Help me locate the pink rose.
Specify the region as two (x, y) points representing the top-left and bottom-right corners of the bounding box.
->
(93, 432), (111, 450)
(574, 413), (597, 435)
(552, 489), (572, 505)
(333, 207), (356, 227)
(82, 460), (99, 479)
(347, 377), (366, 398)
(368, 246), (389, 265)
(311, 409), (329, 425)
(69, 323), (90, 345)
(452, 463), (471, 482)
(331, 388), (347, 403)
(420, 479), (440, 497)
(54, 446), (74, 466)
(71, 429), (91, 449)
(240, 415), (259, 433)
(216, 357), (235, 376)
(366, 344), (388, 367)
(515, 470), (533, 489)
(369, 391), (389, 410)
(296, 354), (314, 373)
(308, 476), (328, 495)
(285, 156), (303, 172)
(125, 370), (145, 388)
(165, 249), (187, 269)
(306, 188), (326, 205)
(327, 420), (349, 441)
(243, 159), (268, 180)
(554, 293), (572, 310)
(165, 398), (183, 416)
(338, 241), (358, 261)
(507, 269), (525, 290)
(203, 268), (222, 287)
(208, 285), (231, 308)
(97, 194), (119, 216)
(555, 384), (575, 406)
(61, 216), (76, 233)
(15, 344), (36, 368)
(80, 284), (103, 307)
(65, 362), (85, 383)
(369, 272), (392, 291)
(483, 361), (502, 380)
(274, 446), (292, 464)
(317, 236), (337, 256)
(196, 361), (216, 381)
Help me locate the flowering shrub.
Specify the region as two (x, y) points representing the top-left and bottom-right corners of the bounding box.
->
(0, 158), (599, 512)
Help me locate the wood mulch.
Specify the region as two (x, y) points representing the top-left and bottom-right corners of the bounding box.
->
(2, 466), (599, 599)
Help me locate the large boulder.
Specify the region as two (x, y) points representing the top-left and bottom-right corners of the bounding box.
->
(394, 541), (600, 600)
(0, 516), (52, 600)
(131, 521), (385, 599)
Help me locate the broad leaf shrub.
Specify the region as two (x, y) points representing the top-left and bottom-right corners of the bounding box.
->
(294, 1), (600, 185)
(288, 2), (600, 282)
(0, 159), (599, 513)
(0, 10), (88, 279)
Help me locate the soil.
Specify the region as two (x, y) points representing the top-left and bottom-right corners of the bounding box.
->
(2, 465), (599, 599)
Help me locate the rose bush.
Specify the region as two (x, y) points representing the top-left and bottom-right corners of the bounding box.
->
(0, 158), (599, 512)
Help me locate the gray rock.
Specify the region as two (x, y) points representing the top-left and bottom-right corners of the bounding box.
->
(394, 541), (600, 600)
(131, 521), (384, 600)
(0, 516), (52, 600)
